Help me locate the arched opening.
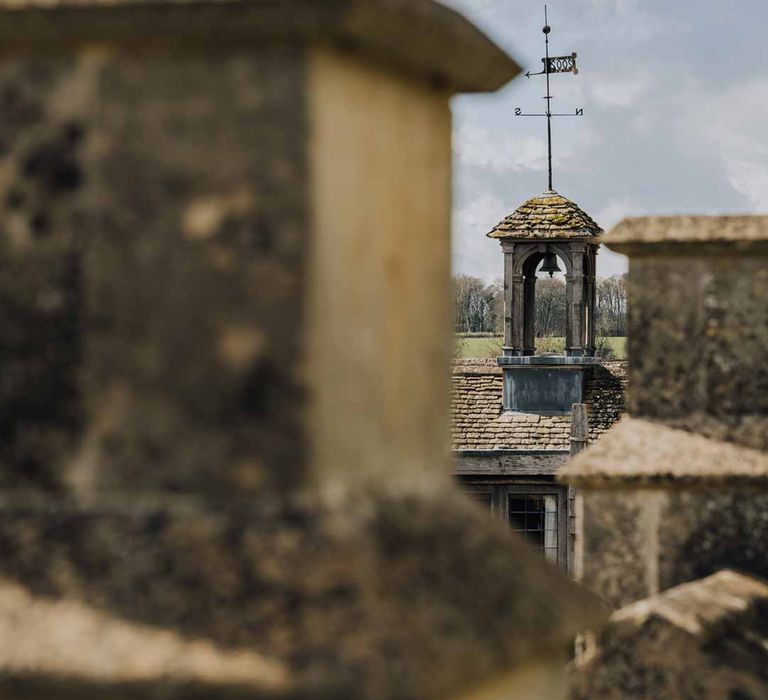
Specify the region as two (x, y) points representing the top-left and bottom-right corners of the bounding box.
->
(504, 241), (597, 359)
(520, 248), (570, 356)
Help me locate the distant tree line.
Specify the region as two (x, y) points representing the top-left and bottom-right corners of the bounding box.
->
(594, 275), (628, 337)
(454, 273), (627, 337)
(453, 275), (504, 336)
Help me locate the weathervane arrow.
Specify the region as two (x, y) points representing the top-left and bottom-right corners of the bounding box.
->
(526, 53), (578, 78)
(516, 6), (583, 191)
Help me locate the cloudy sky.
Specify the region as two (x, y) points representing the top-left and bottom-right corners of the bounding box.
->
(442, 0), (768, 281)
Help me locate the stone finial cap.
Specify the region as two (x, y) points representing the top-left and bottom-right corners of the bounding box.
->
(571, 570), (768, 700)
(609, 570), (768, 639)
(559, 417), (768, 488)
(487, 190), (602, 240)
(605, 215), (768, 254)
(0, 0), (520, 93)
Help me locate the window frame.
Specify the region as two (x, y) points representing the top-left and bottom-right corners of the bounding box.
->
(462, 480), (569, 570)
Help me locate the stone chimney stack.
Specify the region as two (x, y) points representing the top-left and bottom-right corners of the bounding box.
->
(561, 216), (768, 608)
(0, 1), (605, 698)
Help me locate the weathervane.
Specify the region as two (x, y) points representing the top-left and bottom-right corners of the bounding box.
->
(514, 5), (582, 191)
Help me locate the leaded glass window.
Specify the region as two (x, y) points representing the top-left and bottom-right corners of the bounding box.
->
(462, 482), (568, 569)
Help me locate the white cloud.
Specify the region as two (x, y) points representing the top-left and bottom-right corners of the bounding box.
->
(593, 197), (640, 277)
(589, 0), (638, 13)
(725, 160), (768, 211)
(454, 124), (544, 173)
(447, 0), (762, 281)
(452, 192), (509, 280)
(454, 122), (598, 176)
(597, 248), (629, 277)
(595, 196), (643, 230)
(590, 73), (652, 109)
(678, 77), (768, 213)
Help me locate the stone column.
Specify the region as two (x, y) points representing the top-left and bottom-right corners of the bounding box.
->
(566, 244), (585, 356)
(502, 244), (517, 354)
(511, 273), (525, 355)
(523, 273), (537, 355)
(586, 249), (597, 356)
(0, 1), (605, 699)
(561, 216), (768, 609)
(565, 273), (574, 356)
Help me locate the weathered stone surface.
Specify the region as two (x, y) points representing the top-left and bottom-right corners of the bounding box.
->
(561, 417), (768, 487)
(0, 56), (86, 491)
(0, 45), (309, 498)
(563, 214), (768, 616)
(487, 190), (602, 240)
(563, 421), (768, 607)
(0, 2), (607, 699)
(571, 571), (768, 700)
(0, 0), (521, 94)
(0, 577), (289, 692)
(455, 452), (568, 477)
(607, 214), (768, 247)
(0, 491), (605, 700)
(605, 218), (768, 452)
(583, 362), (627, 441)
(577, 489), (658, 608)
(657, 488), (768, 596)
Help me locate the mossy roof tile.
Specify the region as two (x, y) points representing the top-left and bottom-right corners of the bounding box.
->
(488, 190), (603, 240)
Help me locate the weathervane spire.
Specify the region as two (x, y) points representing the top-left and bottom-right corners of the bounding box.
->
(515, 5), (582, 191)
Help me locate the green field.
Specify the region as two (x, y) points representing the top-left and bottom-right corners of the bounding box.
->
(455, 336), (627, 360)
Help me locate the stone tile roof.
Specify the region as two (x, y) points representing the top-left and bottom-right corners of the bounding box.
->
(451, 360), (626, 452)
(487, 190), (603, 240)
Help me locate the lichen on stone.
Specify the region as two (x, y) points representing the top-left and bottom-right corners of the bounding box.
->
(487, 190), (603, 240)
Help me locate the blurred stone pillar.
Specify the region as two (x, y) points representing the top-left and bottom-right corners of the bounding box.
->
(621, 217), (768, 446)
(0, 1), (605, 699)
(561, 216), (768, 608)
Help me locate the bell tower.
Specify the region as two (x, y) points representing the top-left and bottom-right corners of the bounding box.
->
(488, 189), (602, 413)
(486, 8), (602, 414)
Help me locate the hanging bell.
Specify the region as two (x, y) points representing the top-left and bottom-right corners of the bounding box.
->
(539, 252), (562, 278)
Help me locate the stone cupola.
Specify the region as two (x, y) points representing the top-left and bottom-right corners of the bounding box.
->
(488, 190), (603, 413)
(488, 189), (602, 358)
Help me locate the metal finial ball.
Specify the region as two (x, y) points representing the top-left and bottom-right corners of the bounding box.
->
(543, 25), (551, 34)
